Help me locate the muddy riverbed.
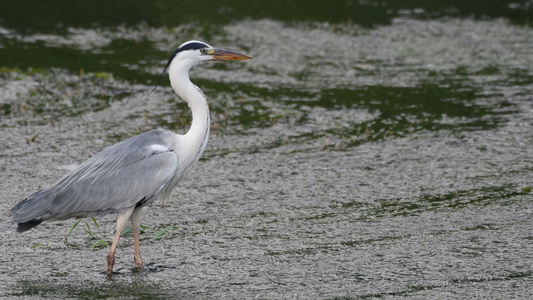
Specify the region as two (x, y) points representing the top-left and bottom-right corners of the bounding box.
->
(1, 1), (533, 299)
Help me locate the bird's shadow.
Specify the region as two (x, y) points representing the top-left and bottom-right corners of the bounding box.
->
(13, 265), (173, 299)
(105, 261), (163, 281)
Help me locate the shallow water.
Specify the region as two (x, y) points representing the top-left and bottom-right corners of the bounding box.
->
(1, 1), (533, 299)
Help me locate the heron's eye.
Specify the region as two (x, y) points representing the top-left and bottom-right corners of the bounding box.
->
(200, 49), (207, 54)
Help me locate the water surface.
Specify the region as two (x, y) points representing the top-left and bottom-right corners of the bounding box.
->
(1, 1), (532, 299)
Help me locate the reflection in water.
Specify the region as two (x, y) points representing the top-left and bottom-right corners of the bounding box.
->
(16, 275), (176, 299)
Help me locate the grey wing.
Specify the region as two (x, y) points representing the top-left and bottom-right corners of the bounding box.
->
(12, 129), (179, 223)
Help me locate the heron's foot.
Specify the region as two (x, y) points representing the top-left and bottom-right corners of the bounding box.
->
(134, 265), (144, 274)
(134, 257), (144, 273)
(107, 253), (115, 278)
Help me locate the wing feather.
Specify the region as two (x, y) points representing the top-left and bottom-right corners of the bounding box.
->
(49, 152), (177, 218)
(12, 129), (180, 223)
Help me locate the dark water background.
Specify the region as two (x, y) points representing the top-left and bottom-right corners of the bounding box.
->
(1, 1), (532, 299)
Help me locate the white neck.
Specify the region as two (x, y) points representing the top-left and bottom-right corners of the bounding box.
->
(168, 59), (210, 170)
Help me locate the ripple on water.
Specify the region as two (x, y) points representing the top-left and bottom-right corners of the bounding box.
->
(0, 15), (533, 299)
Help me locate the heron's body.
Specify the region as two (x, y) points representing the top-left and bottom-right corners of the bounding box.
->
(12, 128), (195, 225)
(11, 40), (251, 277)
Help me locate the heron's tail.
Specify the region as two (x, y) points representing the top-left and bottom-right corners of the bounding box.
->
(11, 190), (53, 232)
(16, 220), (44, 232)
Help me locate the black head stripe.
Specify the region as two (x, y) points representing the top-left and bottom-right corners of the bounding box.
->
(166, 42), (208, 67)
(178, 41), (209, 52)
(149, 41), (209, 96)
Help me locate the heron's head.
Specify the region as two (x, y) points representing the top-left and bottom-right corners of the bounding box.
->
(150, 40), (251, 95)
(170, 40), (252, 65)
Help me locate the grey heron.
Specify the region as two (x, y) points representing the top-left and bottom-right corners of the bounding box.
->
(11, 40), (252, 277)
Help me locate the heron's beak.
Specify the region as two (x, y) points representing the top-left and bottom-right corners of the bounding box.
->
(209, 49), (252, 61)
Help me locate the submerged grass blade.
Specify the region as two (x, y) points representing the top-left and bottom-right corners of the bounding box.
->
(91, 217), (101, 232)
(91, 239), (108, 250)
(121, 224), (133, 235)
(64, 219), (82, 243)
(84, 220), (96, 239)
(153, 225), (178, 240)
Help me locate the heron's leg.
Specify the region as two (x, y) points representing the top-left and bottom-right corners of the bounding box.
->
(131, 207), (144, 271)
(107, 207), (135, 278)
